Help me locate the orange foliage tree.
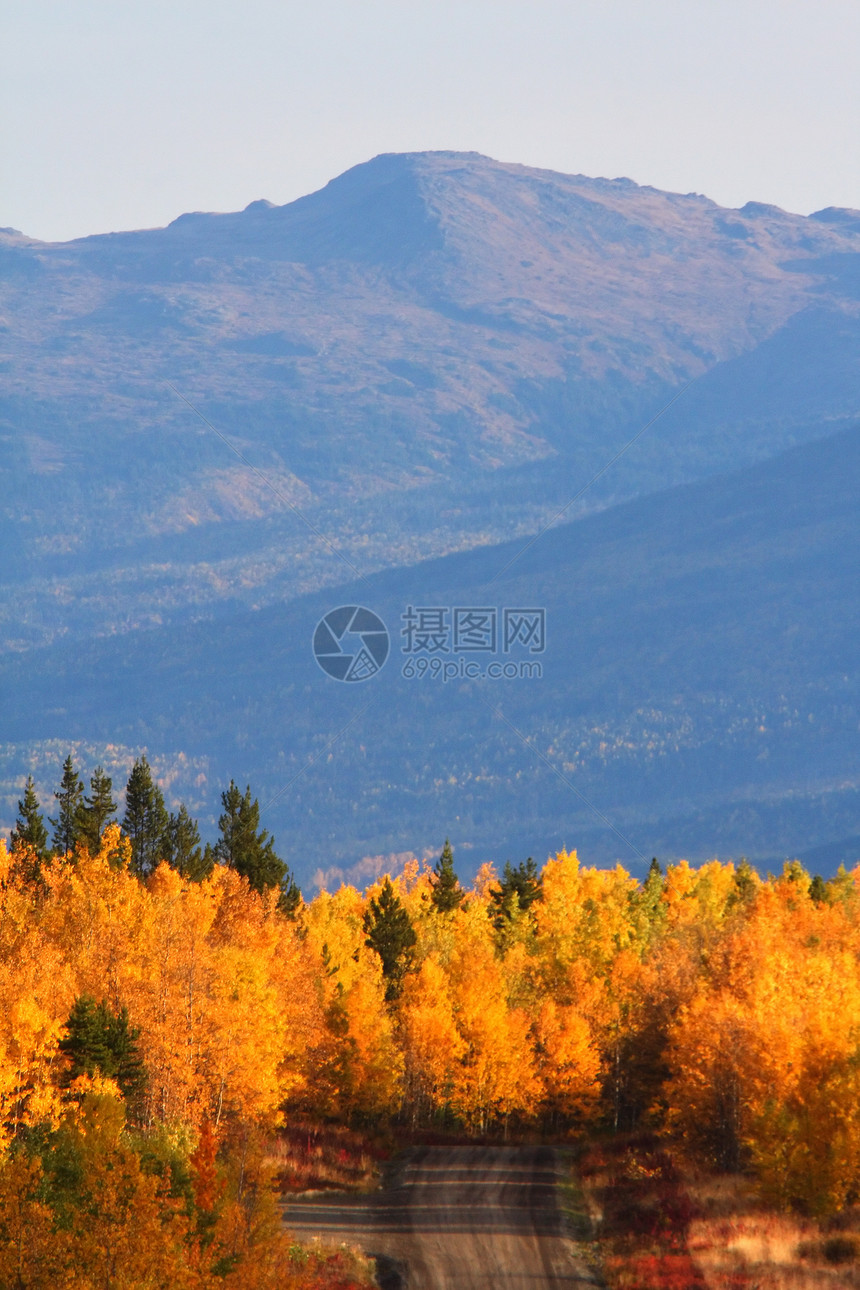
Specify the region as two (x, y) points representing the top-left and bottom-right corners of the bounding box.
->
(4, 814), (860, 1225)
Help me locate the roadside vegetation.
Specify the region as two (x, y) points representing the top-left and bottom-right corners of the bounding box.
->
(578, 1134), (860, 1288)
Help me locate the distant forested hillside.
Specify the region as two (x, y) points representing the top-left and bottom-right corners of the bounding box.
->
(4, 425), (858, 879)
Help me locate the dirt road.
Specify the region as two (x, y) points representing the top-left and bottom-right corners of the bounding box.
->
(282, 1144), (602, 1289)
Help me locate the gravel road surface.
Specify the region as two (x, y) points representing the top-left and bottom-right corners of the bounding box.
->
(283, 1144), (602, 1289)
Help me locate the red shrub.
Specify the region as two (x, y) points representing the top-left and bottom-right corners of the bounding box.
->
(625, 1252), (706, 1289)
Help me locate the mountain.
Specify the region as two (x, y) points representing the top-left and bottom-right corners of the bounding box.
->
(3, 152), (859, 880)
(4, 152), (860, 654)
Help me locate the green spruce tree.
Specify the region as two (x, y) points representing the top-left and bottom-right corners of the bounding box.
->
(214, 780), (300, 913)
(162, 804), (213, 882)
(10, 775), (49, 888)
(75, 765), (117, 855)
(58, 995), (148, 1115)
(489, 857), (543, 931)
(363, 877), (417, 1001)
(809, 874), (829, 905)
(430, 839), (465, 913)
(121, 756), (169, 877)
(10, 775), (49, 860)
(50, 755), (84, 856)
(278, 869), (302, 917)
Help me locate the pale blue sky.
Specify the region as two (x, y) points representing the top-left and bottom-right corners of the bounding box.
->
(3, 0), (859, 242)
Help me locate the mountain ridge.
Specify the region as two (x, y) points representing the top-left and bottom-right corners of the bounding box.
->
(4, 152), (860, 655)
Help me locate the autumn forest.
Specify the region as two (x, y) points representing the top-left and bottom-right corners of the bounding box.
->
(3, 760), (860, 1286)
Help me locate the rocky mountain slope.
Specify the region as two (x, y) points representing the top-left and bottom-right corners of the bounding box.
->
(4, 152), (860, 650)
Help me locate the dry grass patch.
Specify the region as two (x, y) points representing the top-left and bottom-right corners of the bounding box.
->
(266, 1121), (387, 1194)
(688, 1173), (860, 1288)
(579, 1138), (860, 1290)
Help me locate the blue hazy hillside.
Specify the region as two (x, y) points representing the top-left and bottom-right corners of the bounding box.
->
(3, 423), (857, 883)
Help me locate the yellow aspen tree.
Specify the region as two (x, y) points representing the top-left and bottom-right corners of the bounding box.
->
(534, 997), (601, 1121)
(42, 826), (147, 1017)
(138, 862), (221, 1126)
(0, 841), (69, 1147)
(447, 936), (540, 1131)
(664, 874), (860, 1201)
(203, 869), (305, 1126)
(0, 1154), (65, 1288)
(52, 1091), (196, 1289)
(299, 882), (402, 1120)
(740, 888), (860, 1212)
(399, 957), (465, 1121)
(663, 985), (761, 1170)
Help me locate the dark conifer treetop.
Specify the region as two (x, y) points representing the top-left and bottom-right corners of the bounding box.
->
(11, 756), (305, 913)
(489, 857), (543, 930)
(76, 765), (117, 855)
(122, 756), (169, 878)
(214, 780), (301, 913)
(640, 856), (666, 921)
(51, 755), (84, 856)
(11, 774), (49, 861)
(363, 877), (417, 1001)
(162, 803), (212, 882)
(430, 838), (465, 913)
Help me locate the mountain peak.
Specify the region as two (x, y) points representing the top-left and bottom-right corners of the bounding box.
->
(810, 205), (860, 231)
